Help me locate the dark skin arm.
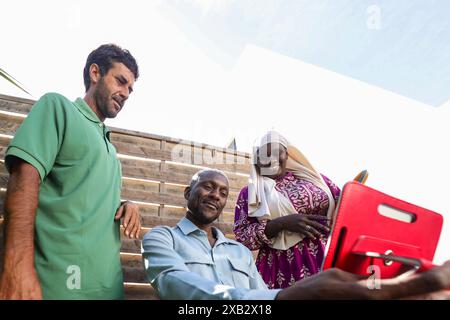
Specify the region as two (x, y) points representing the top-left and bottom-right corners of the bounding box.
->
(0, 158), (42, 299)
(265, 214), (330, 240)
(276, 261), (450, 300)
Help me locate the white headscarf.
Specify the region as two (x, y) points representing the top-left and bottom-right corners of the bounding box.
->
(248, 131), (336, 250)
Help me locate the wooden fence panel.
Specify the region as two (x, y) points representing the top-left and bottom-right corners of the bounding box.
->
(0, 94), (34, 114)
(0, 112), (24, 136)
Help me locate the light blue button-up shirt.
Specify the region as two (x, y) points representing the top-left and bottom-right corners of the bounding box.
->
(141, 217), (281, 300)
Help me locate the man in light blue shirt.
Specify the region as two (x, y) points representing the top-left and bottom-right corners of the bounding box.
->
(142, 169), (450, 300)
(142, 169), (278, 300)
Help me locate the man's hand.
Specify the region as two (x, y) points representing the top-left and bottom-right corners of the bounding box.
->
(0, 265), (42, 300)
(375, 260), (450, 300)
(114, 201), (141, 239)
(276, 261), (450, 300)
(265, 214), (330, 239)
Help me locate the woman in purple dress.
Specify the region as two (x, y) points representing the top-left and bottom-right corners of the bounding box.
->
(234, 131), (341, 289)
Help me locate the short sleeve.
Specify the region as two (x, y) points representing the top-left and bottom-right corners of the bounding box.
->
(5, 93), (67, 181)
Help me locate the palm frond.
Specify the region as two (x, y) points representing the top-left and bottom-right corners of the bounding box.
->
(0, 67), (31, 96)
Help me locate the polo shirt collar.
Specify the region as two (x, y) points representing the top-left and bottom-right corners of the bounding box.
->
(177, 217), (233, 245)
(73, 97), (102, 123)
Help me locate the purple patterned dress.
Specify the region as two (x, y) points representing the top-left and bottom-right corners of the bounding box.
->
(234, 171), (341, 289)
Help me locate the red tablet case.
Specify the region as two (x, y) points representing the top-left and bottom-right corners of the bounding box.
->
(322, 181), (443, 278)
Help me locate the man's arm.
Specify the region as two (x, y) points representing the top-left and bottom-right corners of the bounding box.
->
(0, 157), (42, 299)
(275, 262), (450, 300)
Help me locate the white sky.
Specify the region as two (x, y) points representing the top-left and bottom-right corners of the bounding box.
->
(1, 0), (448, 263)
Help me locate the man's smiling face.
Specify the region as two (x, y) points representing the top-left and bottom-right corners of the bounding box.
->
(185, 171), (229, 226)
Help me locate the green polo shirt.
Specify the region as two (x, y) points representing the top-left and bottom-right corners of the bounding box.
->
(5, 92), (124, 299)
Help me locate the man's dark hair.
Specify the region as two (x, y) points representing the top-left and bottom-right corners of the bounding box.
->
(83, 44), (139, 92)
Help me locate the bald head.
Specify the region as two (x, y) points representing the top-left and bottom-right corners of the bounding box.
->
(189, 169), (229, 189)
(184, 169), (230, 226)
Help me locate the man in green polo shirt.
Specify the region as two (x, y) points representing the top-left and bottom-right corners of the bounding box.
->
(0, 44), (141, 299)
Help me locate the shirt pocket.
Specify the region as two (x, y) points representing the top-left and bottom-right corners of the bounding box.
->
(184, 255), (215, 277)
(227, 257), (252, 288)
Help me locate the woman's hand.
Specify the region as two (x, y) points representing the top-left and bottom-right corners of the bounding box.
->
(265, 214), (330, 239)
